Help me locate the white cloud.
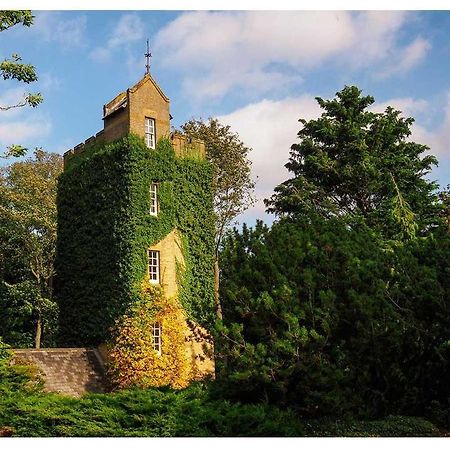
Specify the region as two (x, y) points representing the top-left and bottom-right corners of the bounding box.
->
(370, 97), (429, 116)
(0, 87), (30, 119)
(376, 36), (431, 78)
(39, 73), (62, 92)
(108, 14), (145, 49)
(346, 11), (408, 68)
(414, 92), (450, 158)
(218, 95), (322, 221)
(217, 91), (450, 224)
(0, 88), (52, 148)
(33, 12), (87, 48)
(154, 11), (429, 102)
(89, 47), (112, 63)
(0, 117), (52, 145)
(90, 14), (144, 63)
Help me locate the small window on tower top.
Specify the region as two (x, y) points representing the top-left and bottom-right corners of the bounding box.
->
(145, 117), (155, 149)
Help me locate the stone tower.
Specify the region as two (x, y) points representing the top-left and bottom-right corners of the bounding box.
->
(56, 74), (215, 386)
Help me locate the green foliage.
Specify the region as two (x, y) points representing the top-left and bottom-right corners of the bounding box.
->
(0, 347), (442, 437)
(217, 217), (450, 417)
(266, 86), (441, 241)
(0, 11), (42, 119)
(303, 415), (440, 437)
(0, 337), (43, 394)
(0, 281), (59, 348)
(0, 10), (33, 31)
(0, 54), (39, 85)
(425, 400), (450, 429)
(181, 118), (255, 250)
(56, 135), (215, 346)
(0, 150), (62, 347)
(0, 337), (11, 362)
(0, 369), (441, 437)
(1, 144), (27, 159)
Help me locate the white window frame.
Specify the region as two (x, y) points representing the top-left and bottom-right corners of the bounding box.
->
(148, 249), (160, 284)
(152, 322), (162, 355)
(145, 117), (156, 149)
(150, 182), (158, 216)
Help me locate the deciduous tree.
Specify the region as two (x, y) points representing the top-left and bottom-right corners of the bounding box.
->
(182, 118), (255, 318)
(0, 150), (62, 347)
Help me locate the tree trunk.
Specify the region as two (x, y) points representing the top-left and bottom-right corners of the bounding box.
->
(214, 258), (223, 320)
(35, 317), (42, 349)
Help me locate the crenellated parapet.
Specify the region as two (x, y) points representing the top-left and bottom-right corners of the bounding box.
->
(63, 130), (105, 169)
(64, 130), (205, 170)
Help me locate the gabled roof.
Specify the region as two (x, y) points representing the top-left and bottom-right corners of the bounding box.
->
(103, 73), (169, 120)
(129, 73), (169, 103)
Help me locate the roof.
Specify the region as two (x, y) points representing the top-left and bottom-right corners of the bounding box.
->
(103, 91), (127, 119)
(103, 73), (169, 119)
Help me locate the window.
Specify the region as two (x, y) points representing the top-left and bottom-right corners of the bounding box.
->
(152, 322), (162, 355)
(150, 182), (158, 216)
(145, 117), (156, 149)
(148, 250), (160, 284)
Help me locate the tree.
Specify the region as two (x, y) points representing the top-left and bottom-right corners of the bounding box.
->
(217, 217), (450, 417)
(439, 185), (450, 231)
(266, 86), (441, 241)
(181, 118), (255, 318)
(0, 150), (62, 348)
(0, 10), (43, 158)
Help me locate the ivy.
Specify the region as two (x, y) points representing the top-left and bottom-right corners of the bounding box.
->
(107, 281), (194, 390)
(56, 135), (215, 346)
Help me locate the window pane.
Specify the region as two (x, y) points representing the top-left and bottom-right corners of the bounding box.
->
(152, 322), (162, 354)
(150, 182), (158, 216)
(148, 250), (160, 283)
(145, 118), (156, 149)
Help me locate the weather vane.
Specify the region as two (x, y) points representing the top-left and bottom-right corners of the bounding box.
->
(145, 39), (152, 75)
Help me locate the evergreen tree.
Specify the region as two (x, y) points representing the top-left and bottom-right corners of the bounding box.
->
(217, 218), (450, 417)
(266, 86), (441, 241)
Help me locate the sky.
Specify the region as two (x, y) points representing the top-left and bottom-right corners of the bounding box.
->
(1, 10), (450, 226)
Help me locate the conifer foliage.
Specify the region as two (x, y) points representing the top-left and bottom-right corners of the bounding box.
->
(218, 86), (450, 418)
(266, 86), (441, 240)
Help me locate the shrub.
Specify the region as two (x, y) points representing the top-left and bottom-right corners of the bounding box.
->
(107, 282), (193, 390)
(217, 218), (450, 418)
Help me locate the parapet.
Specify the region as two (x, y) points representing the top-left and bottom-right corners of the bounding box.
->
(170, 132), (206, 159)
(63, 131), (206, 170)
(63, 130), (105, 169)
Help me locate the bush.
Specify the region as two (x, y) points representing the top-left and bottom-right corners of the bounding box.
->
(107, 283), (193, 390)
(0, 338), (43, 395)
(0, 281), (59, 348)
(303, 416), (439, 437)
(217, 218), (450, 418)
(0, 378), (442, 437)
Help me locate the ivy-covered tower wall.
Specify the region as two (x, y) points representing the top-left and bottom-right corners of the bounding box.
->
(56, 136), (215, 345)
(55, 75), (215, 384)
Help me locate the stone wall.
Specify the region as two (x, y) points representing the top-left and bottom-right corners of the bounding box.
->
(12, 348), (105, 397)
(150, 229), (214, 379)
(128, 75), (170, 144)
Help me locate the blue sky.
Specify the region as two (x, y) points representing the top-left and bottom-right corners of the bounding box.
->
(1, 10), (450, 225)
